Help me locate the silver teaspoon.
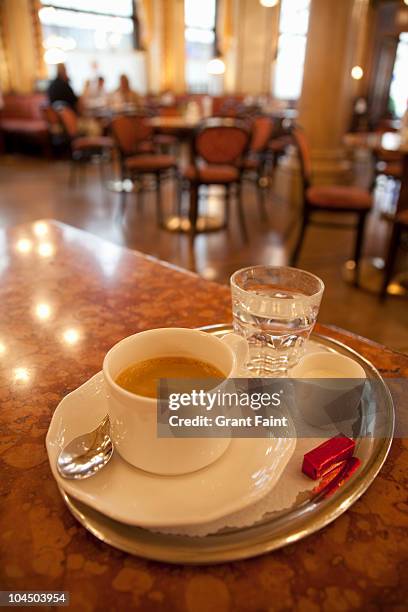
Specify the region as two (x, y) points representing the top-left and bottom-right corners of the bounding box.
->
(57, 415), (113, 479)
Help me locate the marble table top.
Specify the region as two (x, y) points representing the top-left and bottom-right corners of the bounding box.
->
(0, 220), (407, 611)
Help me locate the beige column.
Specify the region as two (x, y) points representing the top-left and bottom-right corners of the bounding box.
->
(298, 0), (368, 184)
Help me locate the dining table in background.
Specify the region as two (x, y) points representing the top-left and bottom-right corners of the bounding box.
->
(0, 220), (406, 611)
(344, 130), (408, 216)
(343, 130), (408, 296)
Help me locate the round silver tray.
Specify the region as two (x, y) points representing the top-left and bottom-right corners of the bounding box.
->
(60, 324), (394, 564)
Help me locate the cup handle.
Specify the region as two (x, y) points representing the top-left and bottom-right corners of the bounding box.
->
(221, 333), (248, 375)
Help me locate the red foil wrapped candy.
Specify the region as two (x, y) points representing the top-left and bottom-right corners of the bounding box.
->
(302, 435), (356, 480)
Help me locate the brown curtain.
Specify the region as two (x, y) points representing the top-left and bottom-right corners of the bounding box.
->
(138, 0), (154, 49)
(30, 0), (47, 80)
(0, 0), (46, 92)
(161, 0), (185, 93)
(217, 0), (234, 57)
(0, 2), (11, 92)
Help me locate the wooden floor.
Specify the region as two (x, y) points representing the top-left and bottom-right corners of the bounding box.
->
(0, 154), (407, 353)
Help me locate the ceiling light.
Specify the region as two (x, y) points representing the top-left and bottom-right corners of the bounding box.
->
(351, 65), (364, 80)
(44, 48), (66, 65)
(260, 0), (279, 6)
(39, 6), (56, 23)
(207, 58), (226, 75)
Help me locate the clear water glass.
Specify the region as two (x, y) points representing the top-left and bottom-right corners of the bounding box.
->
(231, 266), (324, 375)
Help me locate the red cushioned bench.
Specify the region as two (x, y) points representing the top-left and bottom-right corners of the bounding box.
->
(0, 93), (50, 155)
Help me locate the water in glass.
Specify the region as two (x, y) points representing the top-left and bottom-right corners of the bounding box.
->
(231, 266), (324, 375)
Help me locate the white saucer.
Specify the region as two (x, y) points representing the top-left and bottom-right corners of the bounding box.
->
(46, 372), (296, 528)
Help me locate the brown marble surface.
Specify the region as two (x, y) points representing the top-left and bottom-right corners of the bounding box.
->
(0, 220), (407, 611)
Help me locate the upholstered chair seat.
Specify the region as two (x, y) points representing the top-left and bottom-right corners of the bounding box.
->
(182, 164), (239, 183)
(306, 185), (372, 210)
(375, 161), (402, 178)
(72, 136), (113, 150)
(267, 135), (292, 152)
(125, 154), (176, 171)
(241, 157), (260, 170)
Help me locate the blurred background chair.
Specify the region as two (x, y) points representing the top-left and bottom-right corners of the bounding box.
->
(111, 114), (177, 225)
(179, 118), (250, 241)
(54, 103), (113, 185)
(241, 115), (275, 221)
(41, 104), (67, 156)
(291, 127), (373, 285)
(381, 210), (408, 299)
(371, 146), (403, 212)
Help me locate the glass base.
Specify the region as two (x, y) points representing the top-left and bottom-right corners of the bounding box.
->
(244, 351), (296, 377)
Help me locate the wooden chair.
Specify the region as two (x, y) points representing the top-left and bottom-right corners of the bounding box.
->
(266, 134), (293, 170)
(371, 147), (402, 211)
(53, 103), (113, 185)
(241, 115), (275, 221)
(291, 127), (373, 285)
(380, 210), (408, 299)
(40, 104), (66, 156)
(110, 115), (177, 225)
(180, 118), (250, 241)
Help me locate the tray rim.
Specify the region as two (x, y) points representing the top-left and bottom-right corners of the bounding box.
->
(59, 325), (395, 565)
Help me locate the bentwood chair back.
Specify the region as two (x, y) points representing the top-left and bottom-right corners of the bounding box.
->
(181, 118), (250, 240)
(240, 115), (275, 221)
(249, 116), (275, 154)
(41, 104), (65, 155)
(41, 105), (60, 129)
(53, 103), (113, 185)
(53, 103), (79, 139)
(110, 115), (153, 158)
(292, 126), (313, 188)
(194, 118), (249, 166)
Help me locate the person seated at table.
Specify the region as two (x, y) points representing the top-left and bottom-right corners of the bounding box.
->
(110, 74), (140, 108)
(94, 76), (107, 104)
(81, 76), (107, 109)
(47, 63), (78, 111)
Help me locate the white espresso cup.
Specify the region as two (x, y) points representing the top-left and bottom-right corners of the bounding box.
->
(103, 328), (248, 475)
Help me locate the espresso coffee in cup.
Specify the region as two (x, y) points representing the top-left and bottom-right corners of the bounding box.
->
(116, 356), (225, 398)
